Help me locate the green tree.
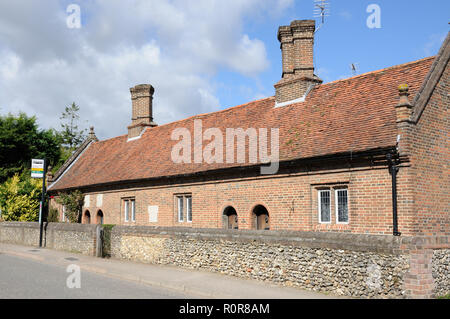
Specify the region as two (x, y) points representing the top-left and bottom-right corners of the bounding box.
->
(0, 174), (42, 221)
(0, 113), (62, 183)
(55, 190), (84, 223)
(59, 102), (87, 150)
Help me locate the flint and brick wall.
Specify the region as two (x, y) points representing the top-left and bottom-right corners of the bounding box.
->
(0, 222), (99, 256)
(1, 221), (447, 298)
(110, 225), (450, 298)
(432, 249), (450, 296)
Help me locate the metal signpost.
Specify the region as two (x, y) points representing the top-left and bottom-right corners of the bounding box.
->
(31, 158), (47, 247)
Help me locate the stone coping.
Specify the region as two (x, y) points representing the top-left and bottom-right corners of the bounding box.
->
(0, 222), (98, 233)
(1, 222), (447, 254)
(111, 225), (450, 254)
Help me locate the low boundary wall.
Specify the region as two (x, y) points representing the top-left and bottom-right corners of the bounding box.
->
(0, 222), (448, 298)
(110, 226), (449, 299)
(0, 222), (100, 256)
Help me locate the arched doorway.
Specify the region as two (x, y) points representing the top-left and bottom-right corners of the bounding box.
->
(96, 210), (104, 225)
(252, 205), (269, 230)
(84, 210), (91, 224)
(223, 206), (238, 229)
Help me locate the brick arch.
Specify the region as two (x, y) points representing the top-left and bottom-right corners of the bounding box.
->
(83, 210), (91, 224)
(218, 203), (237, 227)
(222, 205), (239, 230)
(96, 209), (104, 225)
(249, 203), (270, 230)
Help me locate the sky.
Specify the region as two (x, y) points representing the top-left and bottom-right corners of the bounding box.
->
(0, 0), (448, 140)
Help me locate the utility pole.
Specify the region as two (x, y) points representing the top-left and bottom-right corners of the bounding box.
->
(32, 158), (48, 247)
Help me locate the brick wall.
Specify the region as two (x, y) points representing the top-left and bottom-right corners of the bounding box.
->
(409, 64), (449, 235)
(56, 158), (418, 236)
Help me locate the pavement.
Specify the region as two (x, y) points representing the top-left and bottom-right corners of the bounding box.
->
(0, 243), (341, 299)
(0, 253), (188, 298)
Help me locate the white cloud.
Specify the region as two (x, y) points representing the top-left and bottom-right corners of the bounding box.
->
(0, 0), (290, 139)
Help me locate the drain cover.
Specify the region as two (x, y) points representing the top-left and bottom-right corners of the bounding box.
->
(64, 257), (78, 261)
(28, 249), (40, 252)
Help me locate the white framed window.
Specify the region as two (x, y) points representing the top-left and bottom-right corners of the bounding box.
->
(335, 189), (349, 224)
(177, 196), (184, 222)
(123, 198), (135, 222)
(131, 199), (135, 222)
(186, 196), (192, 222)
(176, 194), (192, 223)
(124, 200), (129, 222)
(318, 190), (331, 223)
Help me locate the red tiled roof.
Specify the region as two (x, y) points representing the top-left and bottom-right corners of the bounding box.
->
(49, 57), (435, 191)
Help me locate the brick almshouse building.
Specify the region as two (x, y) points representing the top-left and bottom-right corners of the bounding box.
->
(48, 20), (449, 237)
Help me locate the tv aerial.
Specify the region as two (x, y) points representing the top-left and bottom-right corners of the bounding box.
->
(313, 0), (330, 33)
(350, 63), (360, 76)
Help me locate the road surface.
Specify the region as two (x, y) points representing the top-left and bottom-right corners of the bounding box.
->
(0, 253), (188, 299)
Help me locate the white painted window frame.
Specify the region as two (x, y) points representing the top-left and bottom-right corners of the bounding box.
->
(124, 200), (129, 222)
(123, 198), (136, 222)
(131, 199), (136, 222)
(177, 196), (184, 222)
(318, 189), (331, 224)
(186, 196), (192, 223)
(335, 188), (349, 224)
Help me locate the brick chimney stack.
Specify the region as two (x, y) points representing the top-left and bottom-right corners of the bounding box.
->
(395, 84), (413, 123)
(128, 84), (157, 139)
(395, 84), (414, 156)
(274, 20), (322, 106)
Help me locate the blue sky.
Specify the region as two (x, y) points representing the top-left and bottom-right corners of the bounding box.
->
(216, 0), (449, 108)
(0, 0), (448, 139)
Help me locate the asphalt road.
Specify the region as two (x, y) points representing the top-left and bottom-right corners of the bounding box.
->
(0, 253), (188, 299)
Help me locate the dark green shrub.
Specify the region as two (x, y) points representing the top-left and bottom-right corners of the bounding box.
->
(102, 224), (115, 258)
(47, 207), (59, 222)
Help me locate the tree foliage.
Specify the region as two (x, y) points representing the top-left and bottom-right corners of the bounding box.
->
(60, 102), (87, 150)
(0, 174), (42, 221)
(0, 113), (61, 183)
(55, 190), (84, 223)
(0, 104), (88, 222)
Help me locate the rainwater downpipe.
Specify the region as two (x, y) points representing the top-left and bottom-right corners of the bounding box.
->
(386, 152), (401, 236)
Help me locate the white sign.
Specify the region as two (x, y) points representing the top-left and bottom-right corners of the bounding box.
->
(96, 194), (103, 207)
(148, 205), (158, 223)
(31, 159), (45, 178)
(84, 195), (90, 207)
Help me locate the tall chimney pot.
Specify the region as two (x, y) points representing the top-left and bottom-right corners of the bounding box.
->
(128, 84), (157, 139)
(274, 19), (322, 106)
